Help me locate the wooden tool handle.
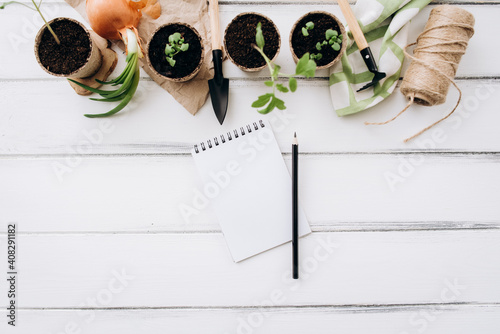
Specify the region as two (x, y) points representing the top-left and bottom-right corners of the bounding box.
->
(209, 0), (222, 50)
(336, 0), (369, 50)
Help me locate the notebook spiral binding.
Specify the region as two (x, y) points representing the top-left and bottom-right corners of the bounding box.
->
(194, 120), (266, 154)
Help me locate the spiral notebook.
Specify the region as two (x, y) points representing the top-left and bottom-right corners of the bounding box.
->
(191, 120), (311, 262)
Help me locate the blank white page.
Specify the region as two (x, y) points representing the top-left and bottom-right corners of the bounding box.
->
(191, 120), (311, 262)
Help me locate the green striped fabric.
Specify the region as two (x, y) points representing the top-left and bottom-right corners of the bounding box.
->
(329, 0), (431, 116)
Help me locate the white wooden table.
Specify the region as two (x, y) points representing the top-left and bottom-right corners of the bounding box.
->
(1, 0), (499, 333)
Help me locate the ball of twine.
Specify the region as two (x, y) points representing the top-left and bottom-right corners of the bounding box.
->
(366, 5), (475, 142)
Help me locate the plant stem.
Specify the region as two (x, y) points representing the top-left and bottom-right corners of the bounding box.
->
(0, 1), (33, 10)
(1, 1), (60, 44)
(31, 0), (60, 44)
(124, 28), (143, 57)
(253, 45), (272, 75)
(253, 44), (278, 95)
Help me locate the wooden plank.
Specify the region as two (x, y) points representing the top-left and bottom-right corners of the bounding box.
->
(0, 231), (499, 307)
(0, 78), (499, 155)
(0, 4), (498, 79)
(0, 155), (498, 232)
(1, 306), (500, 334)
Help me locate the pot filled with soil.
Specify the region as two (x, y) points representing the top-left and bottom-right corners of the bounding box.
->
(34, 17), (102, 78)
(147, 23), (204, 83)
(289, 11), (347, 69)
(224, 12), (280, 72)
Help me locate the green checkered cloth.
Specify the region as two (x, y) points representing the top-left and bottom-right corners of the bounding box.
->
(329, 0), (431, 116)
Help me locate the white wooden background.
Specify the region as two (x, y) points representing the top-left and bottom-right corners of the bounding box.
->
(1, 0), (500, 333)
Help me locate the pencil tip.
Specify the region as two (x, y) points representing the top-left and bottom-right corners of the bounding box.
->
(294, 132), (296, 138)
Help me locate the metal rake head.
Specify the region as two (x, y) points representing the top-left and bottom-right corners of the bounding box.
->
(356, 71), (386, 92)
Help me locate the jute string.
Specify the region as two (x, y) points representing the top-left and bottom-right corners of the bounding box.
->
(365, 5), (475, 143)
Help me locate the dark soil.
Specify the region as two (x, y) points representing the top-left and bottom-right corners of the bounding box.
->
(149, 24), (202, 79)
(37, 19), (91, 75)
(225, 13), (279, 69)
(291, 13), (342, 67)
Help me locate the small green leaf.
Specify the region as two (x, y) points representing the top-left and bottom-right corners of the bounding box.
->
(295, 53), (309, 75)
(332, 43), (341, 51)
(305, 21), (314, 30)
(325, 29), (338, 40)
(274, 97), (286, 110)
(276, 84), (289, 93)
(289, 77), (297, 92)
(180, 43), (189, 52)
(301, 27), (309, 37)
(264, 80), (273, 87)
(295, 53), (316, 78)
(166, 57), (176, 67)
(299, 53), (316, 78)
(322, 41), (328, 46)
(165, 44), (174, 55)
(258, 97), (276, 114)
(272, 64), (281, 78)
(169, 32), (181, 43)
(338, 34), (343, 40)
(329, 39), (334, 45)
(256, 22), (265, 49)
(252, 93), (273, 108)
(316, 42), (322, 51)
(311, 53), (322, 61)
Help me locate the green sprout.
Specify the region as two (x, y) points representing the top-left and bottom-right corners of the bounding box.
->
(309, 28), (343, 61)
(252, 22), (316, 114)
(301, 21), (314, 37)
(1, 0), (60, 44)
(164, 32), (189, 67)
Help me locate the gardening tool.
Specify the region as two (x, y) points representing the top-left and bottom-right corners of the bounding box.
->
(337, 0), (386, 91)
(208, 0), (229, 125)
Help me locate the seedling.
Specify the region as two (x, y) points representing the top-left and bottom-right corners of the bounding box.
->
(164, 32), (189, 67)
(252, 22), (316, 114)
(301, 21), (314, 36)
(0, 0), (60, 44)
(309, 28), (343, 60)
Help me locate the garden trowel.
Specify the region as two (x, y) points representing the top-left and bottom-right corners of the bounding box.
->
(208, 0), (229, 125)
(337, 0), (386, 91)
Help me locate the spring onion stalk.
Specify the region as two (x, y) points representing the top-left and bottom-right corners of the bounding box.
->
(68, 28), (141, 118)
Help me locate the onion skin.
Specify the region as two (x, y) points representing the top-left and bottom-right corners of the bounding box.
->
(86, 0), (142, 40)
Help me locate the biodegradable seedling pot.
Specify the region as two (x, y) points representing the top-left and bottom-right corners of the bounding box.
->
(34, 17), (102, 78)
(224, 12), (281, 72)
(147, 23), (204, 83)
(289, 11), (347, 69)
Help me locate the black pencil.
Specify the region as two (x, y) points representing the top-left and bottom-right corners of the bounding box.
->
(292, 132), (299, 279)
